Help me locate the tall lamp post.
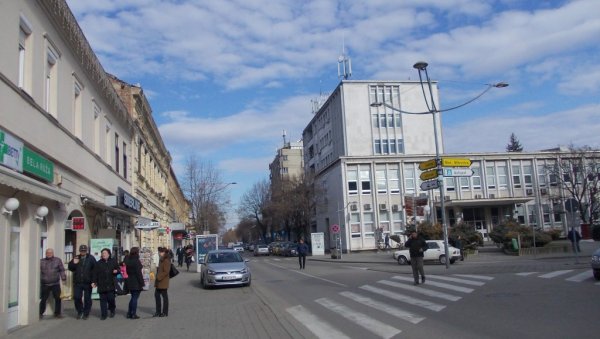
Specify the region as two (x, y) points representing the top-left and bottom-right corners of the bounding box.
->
(337, 201), (356, 258)
(371, 61), (508, 268)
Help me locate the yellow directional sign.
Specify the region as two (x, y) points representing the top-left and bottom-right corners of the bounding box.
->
(441, 157), (471, 167)
(419, 159), (437, 171)
(420, 169), (439, 181)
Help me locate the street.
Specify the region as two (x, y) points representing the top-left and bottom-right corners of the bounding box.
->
(9, 248), (600, 339)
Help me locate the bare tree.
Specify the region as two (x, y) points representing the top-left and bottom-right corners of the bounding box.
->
(546, 145), (600, 227)
(237, 179), (272, 241)
(181, 155), (231, 234)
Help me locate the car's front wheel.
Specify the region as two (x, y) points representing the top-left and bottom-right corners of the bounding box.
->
(450, 259), (456, 264)
(439, 255), (447, 265)
(594, 269), (600, 281)
(201, 274), (210, 289)
(398, 256), (409, 265)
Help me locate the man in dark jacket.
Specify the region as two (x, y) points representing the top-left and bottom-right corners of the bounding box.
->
(297, 239), (308, 269)
(40, 248), (66, 319)
(405, 231), (428, 285)
(68, 244), (96, 319)
(92, 248), (119, 320)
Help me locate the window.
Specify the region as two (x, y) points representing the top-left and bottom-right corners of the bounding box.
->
(394, 113), (401, 128)
(350, 213), (361, 238)
(376, 169), (387, 194)
(93, 101), (101, 155)
(105, 119), (112, 164)
(282, 155), (288, 161)
(281, 167), (288, 174)
(388, 167), (400, 194)
(363, 212), (374, 237)
(392, 211), (404, 233)
(374, 139), (381, 155)
(404, 166), (415, 193)
(537, 166), (547, 187)
(45, 44), (59, 116)
(498, 165), (508, 189)
(512, 165), (522, 188)
(445, 177), (455, 192)
(387, 114), (393, 128)
(472, 166), (481, 189)
(372, 114), (379, 128)
(389, 140), (396, 154)
(397, 139), (404, 154)
(18, 15), (33, 91)
(523, 165), (533, 188)
(360, 168), (371, 194)
(347, 168), (358, 195)
(137, 139), (143, 173)
(382, 139), (389, 154)
(486, 165), (496, 189)
(115, 133), (120, 173)
(379, 211), (390, 233)
(379, 115), (387, 128)
(460, 177), (470, 191)
(73, 78), (83, 139)
(123, 142), (127, 179)
(542, 204), (550, 223)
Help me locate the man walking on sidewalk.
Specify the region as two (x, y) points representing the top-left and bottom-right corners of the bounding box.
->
(405, 231), (428, 285)
(40, 248), (66, 319)
(68, 244), (96, 319)
(297, 239), (308, 269)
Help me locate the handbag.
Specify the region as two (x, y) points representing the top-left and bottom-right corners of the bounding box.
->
(114, 273), (129, 295)
(169, 264), (179, 278)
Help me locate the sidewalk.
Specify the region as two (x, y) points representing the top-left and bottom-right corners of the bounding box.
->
(308, 240), (598, 265)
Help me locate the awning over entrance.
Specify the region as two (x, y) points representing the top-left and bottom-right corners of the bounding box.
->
(0, 166), (70, 204)
(437, 197), (533, 207)
(82, 197), (140, 217)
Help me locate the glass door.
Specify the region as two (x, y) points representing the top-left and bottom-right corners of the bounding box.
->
(8, 212), (21, 329)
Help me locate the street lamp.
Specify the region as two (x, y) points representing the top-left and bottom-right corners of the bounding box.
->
(371, 61), (507, 268)
(336, 201), (356, 258)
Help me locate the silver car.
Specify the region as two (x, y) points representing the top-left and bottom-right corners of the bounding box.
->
(200, 250), (251, 288)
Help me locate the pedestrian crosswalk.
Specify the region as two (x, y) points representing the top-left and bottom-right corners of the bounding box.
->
(515, 269), (598, 284)
(286, 274), (494, 339)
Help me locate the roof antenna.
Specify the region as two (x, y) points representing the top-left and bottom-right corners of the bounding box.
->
(282, 129), (287, 146)
(338, 37), (352, 80)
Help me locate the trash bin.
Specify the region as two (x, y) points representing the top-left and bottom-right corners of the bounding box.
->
(511, 238), (519, 251)
(331, 248), (340, 259)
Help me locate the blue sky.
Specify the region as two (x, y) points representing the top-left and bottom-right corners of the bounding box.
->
(66, 0), (600, 226)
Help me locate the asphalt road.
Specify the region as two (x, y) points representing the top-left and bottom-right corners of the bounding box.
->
(10, 250), (600, 339)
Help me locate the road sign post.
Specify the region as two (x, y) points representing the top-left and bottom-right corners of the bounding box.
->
(441, 158), (471, 167)
(420, 169), (439, 181)
(419, 159), (437, 171)
(420, 180), (439, 191)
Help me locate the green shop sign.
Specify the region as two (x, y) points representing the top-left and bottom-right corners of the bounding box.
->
(23, 146), (54, 182)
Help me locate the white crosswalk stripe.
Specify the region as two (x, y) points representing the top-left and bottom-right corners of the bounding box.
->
(565, 270), (592, 282)
(315, 298), (402, 339)
(378, 279), (462, 301)
(452, 274), (495, 281)
(287, 305), (350, 339)
(515, 272), (538, 276)
(392, 276), (474, 293)
(428, 275), (487, 286)
(360, 285), (446, 312)
(339, 291), (425, 324)
(539, 270), (574, 279)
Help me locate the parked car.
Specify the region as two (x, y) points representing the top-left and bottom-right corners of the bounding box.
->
(268, 242), (279, 254)
(254, 244), (269, 256)
(200, 250), (251, 288)
(233, 245), (244, 253)
(393, 240), (461, 265)
(591, 247), (600, 280)
(280, 242), (298, 257)
(248, 243), (255, 251)
(271, 242), (284, 255)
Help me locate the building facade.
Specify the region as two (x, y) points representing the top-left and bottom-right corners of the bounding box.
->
(304, 81), (589, 252)
(269, 141), (304, 185)
(0, 0), (142, 333)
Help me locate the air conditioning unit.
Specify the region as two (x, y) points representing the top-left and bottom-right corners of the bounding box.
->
(526, 189), (533, 196)
(474, 194), (482, 199)
(364, 203), (372, 210)
(540, 188), (548, 195)
(379, 203), (387, 211)
(350, 204), (358, 211)
(392, 204), (399, 212)
(489, 193), (496, 199)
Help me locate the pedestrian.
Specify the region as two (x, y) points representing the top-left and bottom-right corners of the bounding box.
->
(184, 245), (193, 271)
(404, 231), (428, 285)
(92, 248), (119, 320)
(297, 238), (308, 269)
(40, 248), (66, 319)
(154, 247), (171, 317)
(124, 247), (145, 319)
(384, 233), (390, 250)
(176, 246), (184, 267)
(567, 227), (582, 253)
(455, 235), (465, 261)
(68, 244), (96, 320)
(168, 248), (175, 263)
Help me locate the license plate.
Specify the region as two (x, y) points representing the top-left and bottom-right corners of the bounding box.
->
(221, 275), (237, 280)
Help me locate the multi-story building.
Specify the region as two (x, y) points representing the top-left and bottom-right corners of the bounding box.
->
(303, 80), (590, 252)
(0, 0), (141, 333)
(269, 140), (304, 185)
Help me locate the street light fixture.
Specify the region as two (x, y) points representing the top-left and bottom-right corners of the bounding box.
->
(371, 62), (508, 268)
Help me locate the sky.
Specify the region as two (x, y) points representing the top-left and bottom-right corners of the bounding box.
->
(65, 0), (600, 227)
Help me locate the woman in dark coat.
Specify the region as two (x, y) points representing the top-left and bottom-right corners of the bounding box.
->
(92, 248), (119, 320)
(153, 247), (171, 317)
(124, 247), (145, 319)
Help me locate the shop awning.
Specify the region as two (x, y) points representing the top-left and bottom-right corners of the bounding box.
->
(0, 166), (70, 204)
(83, 197), (140, 217)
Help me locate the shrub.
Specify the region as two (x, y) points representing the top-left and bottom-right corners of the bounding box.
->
(490, 220), (553, 249)
(544, 229), (562, 241)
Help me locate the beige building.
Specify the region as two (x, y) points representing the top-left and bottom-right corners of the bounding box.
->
(269, 141), (304, 185)
(0, 0), (141, 333)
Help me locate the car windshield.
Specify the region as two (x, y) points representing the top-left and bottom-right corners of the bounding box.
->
(207, 252), (243, 263)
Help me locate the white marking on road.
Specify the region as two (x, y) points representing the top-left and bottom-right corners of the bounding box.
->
(267, 262), (347, 287)
(315, 298), (401, 339)
(515, 272), (538, 276)
(378, 280), (461, 301)
(565, 270), (592, 282)
(428, 275), (486, 286)
(453, 274), (494, 281)
(344, 266), (369, 270)
(392, 276), (474, 293)
(539, 270), (574, 279)
(287, 305), (350, 339)
(340, 291), (425, 324)
(272, 258), (281, 261)
(360, 285), (446, 312)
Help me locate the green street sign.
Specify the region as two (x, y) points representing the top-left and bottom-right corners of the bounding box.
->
(22, 146), (54, 182)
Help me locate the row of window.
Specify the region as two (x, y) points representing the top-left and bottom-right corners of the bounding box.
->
(374, 139), (405, 155)
(349, 211), (404, 238)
